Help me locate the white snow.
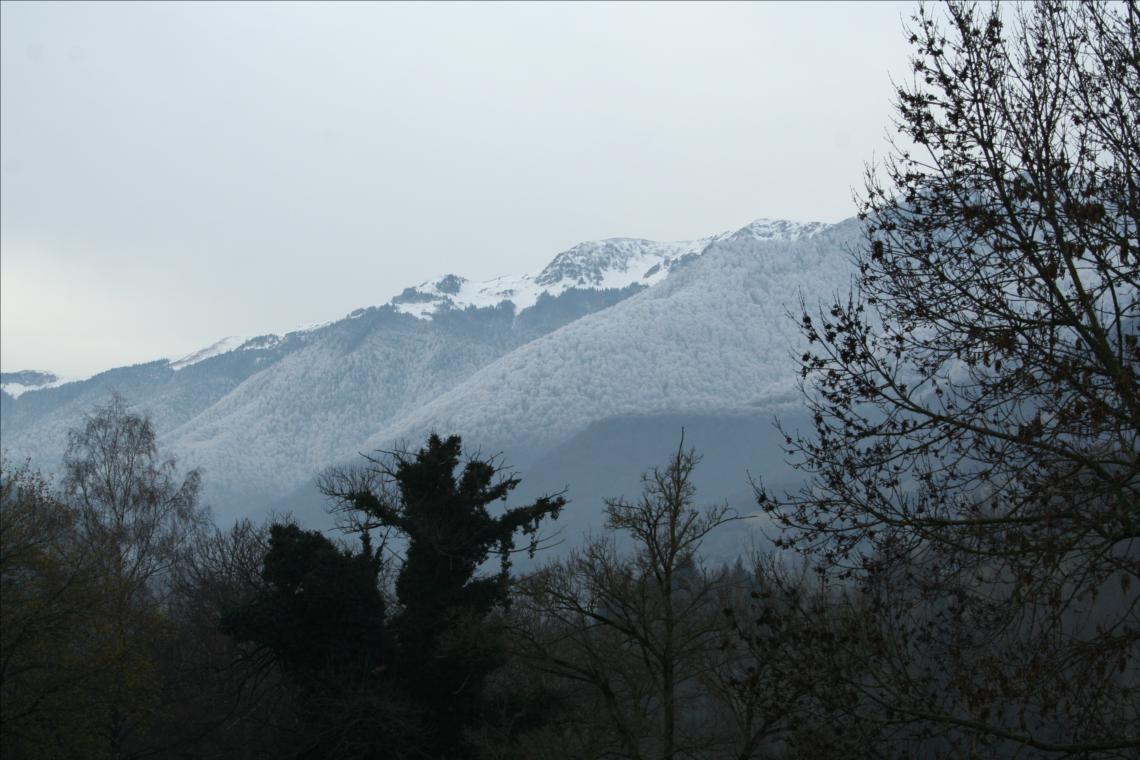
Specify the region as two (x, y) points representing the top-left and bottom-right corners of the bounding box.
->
(358, 218), (859, 459)
(2, 214), (858, 514)
(3, 382), (44, 399)
(157, 219), (828, 373)
(169, 336), (249, 370)
(385, 219), (826, 322)
(1, 373), (85, 398)
(389, 233), (733, 319)
(241, 335), (284, 351)
(730, 218), (829, 241)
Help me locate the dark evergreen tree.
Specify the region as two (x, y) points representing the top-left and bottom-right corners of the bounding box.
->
(221, 524), (388, 691)
(320, 434), (566, 758)
(221, 524), (408, 759)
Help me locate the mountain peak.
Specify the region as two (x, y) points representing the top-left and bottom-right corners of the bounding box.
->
(534, 236), (718, 288)
(388, 231), (738, 321)
(382, 218), (832, 322)
(731, 218), (829, 242)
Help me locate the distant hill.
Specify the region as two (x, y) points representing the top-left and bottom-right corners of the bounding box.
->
(1, 216), (858, 545)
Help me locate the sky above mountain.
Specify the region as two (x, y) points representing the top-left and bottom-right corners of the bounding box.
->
(1, 1), (916, 378)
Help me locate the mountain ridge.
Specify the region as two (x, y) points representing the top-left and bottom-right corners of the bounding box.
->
(1, 215), (856, 524)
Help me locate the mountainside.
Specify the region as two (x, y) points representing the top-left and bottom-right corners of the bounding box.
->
(359, 218), (857, 460)
(0, 370), (61, 399)
(1, 217), (859, 525)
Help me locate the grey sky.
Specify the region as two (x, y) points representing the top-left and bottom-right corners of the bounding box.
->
(1, 0), (916, 378)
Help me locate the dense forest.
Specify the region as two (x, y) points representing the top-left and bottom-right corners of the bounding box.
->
(2, 2), (1137, 758)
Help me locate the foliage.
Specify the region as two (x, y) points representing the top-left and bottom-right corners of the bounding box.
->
(0, 462), (106, 758)
(223, 524), (388, 687)
(319, 433), (566, 758)
(220, 523), (406, 759)
(762, 1), (1139, 754)
(1, 397), (250, 759)
(165, 517), (304, 760)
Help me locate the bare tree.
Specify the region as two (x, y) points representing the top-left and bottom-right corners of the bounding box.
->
(61, 395), (212, 759)
(762, 1), (1139, 754)
(64, 395), (206, 600)
(513, 443), (743, 759)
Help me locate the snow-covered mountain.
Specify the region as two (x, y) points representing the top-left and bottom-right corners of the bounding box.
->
(1, 217), (859, 525)
(358, 219), (857, 456)
(389, 233), (728, 319)
(1, 370), (63, 399)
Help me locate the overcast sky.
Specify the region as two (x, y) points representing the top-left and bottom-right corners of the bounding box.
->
(1, 0), (916, 378)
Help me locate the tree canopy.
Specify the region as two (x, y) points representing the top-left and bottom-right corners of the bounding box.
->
(763, 1), (1138, 753)
(319, 433), (566, 758)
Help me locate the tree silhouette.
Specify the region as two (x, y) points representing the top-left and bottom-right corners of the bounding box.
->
(221, 523), (408, 760)
(221, 524), (388, 693)
(514, 443), (743, 759)
(320, 433), (565, 758)
(763, 1), (1138, 753)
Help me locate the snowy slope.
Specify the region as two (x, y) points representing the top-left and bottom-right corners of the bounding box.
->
(0, 228), (742, 511)
(1, 371), (64, 399)
(1, 217), (858, 520)
(158, 310), (520, 506)
(389, 234), (727, 319)
(354, 218), (860, 461)
(169, 336), (250, 370)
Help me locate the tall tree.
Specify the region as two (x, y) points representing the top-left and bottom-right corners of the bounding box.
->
(319, 433), (565, 758)
(2, 398), (225, 760)
(62, 395), (211, 759)
(762, 1), (1138, 754)
(64, 394), (206, 601)
(513, 444), (741, 760)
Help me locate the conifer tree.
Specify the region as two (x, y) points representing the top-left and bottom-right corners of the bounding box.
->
(220, 523), (406, 760)
(320, 433), (565, 758)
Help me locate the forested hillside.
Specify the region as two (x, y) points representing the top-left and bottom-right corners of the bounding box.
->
(2, 219), (852, 523)
(1, 2), (1135, 758)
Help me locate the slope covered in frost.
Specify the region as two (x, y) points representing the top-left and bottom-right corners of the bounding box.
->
(358, 218), (861, 462)
(1, 227), (756, 516)
(1, 217), (859, 520)
(389, 234), (726, 319)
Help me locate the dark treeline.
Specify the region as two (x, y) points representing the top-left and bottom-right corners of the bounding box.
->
(0, 408), (944, 759)
(2, 2), (1137, 757)
(0, 406), (831, 759)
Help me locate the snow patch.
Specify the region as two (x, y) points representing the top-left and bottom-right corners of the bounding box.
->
(169, 336), (249, 370)
(387, 218), (821, 321)
(1, 372), (85, 398)
(730, 218), (829, 242)
(391, 232), (734, 320)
